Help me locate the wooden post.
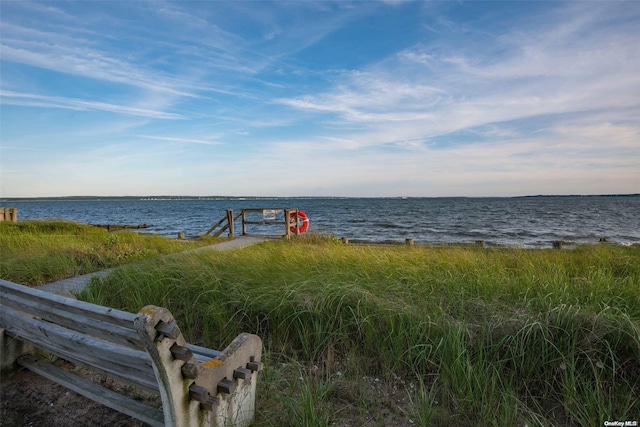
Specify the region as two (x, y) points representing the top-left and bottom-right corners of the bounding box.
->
(342, 237), (349, 244)
(178, 232), (185, 240)
(294, 209), (300, 236)
(475, 240), (485, 248)
(552, 241), (563, 249)
(284, 209), (291, 240)
(0, 208), (17, 223)
(1, 327), (36, 376)
(242, 210), (247, 236)
(405, 238), (414, 246)
(226, 209), (234, 238)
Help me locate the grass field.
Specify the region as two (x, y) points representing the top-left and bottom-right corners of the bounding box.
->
(75, 235), (640, 426)
(0, 220), (215, 286)
(2, 222), (638, 425)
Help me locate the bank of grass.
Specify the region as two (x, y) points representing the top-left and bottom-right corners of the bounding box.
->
(79, 236), (640, 426)
(0, 220), (216, 286)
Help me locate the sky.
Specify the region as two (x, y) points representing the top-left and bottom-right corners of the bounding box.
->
(1, 1), (639, 198)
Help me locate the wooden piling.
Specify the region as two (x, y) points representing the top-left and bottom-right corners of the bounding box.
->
(342, 237), (349, 244)
(0, 208), (17, 223)
(552, 241), (563, 249)
(226, 209), (235, 238)
(405, 238), (414, 246)
(284, 209), (294, 239)
(242, 210), (247, 236)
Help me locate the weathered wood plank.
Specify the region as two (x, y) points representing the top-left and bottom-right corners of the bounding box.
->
(203, 216), (227, 236)
(213, 223), (229, 237)
(0, 290), (141, 349)
(18, 354), (164, 427)
(1, 278), (261, 427)
(188, 344), (222, 362)
(227, 209), (235, 238)
(0, 279), (136, 328)
(0, 305), (158, 390)
(243, 220), (284, 226)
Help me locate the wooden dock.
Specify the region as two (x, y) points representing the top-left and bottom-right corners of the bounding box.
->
(203, 208), (308, 239)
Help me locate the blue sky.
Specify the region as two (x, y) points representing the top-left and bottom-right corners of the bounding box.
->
(1, 1), (639, 197)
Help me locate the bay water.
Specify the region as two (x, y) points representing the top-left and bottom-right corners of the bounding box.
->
(3, 196), (639, 248)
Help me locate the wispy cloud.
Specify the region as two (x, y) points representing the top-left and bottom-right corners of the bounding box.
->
(1, 1), (638, 197)
(0, 40), (196, 97)
(0, 90), (185, 119)
(277, 2), (640, 152)
(137, 135), (219, 146)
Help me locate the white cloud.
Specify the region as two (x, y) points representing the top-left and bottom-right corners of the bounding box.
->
(0, 91), (184, 120)
(276, 2), (640, 158)
(137, 135), (219, 146)
(0, 42), (195, 97)
(1, 1), (638, 197)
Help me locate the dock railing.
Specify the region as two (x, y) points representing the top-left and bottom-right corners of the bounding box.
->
(203, 209), (237, 238)
(203, 209), (304, 239)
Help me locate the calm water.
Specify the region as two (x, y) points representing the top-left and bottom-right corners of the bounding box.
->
(3, 196), (639, 248)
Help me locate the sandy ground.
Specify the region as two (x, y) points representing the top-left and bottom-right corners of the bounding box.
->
(0, 368), (154, 427)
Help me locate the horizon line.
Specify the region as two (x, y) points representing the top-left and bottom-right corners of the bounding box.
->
(2, 193), (639, 201)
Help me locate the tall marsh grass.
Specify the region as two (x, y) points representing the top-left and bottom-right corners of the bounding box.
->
(0, 220), (213, 285)
(80, 238), (639, 425)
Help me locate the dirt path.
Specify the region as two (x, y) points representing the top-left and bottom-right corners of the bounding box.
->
(37, 236), (267, 294)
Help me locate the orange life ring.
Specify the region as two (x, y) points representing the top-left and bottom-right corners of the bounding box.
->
(290, 211), (309, 233)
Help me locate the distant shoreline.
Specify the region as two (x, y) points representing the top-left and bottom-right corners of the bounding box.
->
(2, 194), (639, 203)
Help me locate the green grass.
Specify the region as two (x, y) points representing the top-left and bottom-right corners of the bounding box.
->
(0, 220), (216, 285)
(3, 223), (638, 425)
(77, 237), (640, 426)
